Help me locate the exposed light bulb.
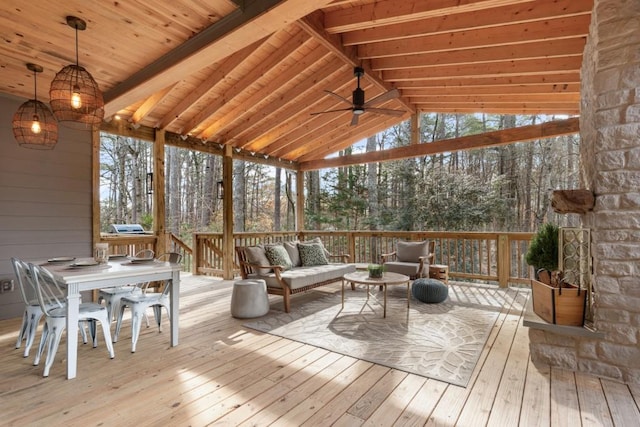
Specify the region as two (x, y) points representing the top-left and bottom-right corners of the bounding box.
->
(31, 114), (41, 134)
(71, 84), (82, 109)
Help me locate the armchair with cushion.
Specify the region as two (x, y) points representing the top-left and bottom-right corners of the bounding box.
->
(381, 240), (435, 280)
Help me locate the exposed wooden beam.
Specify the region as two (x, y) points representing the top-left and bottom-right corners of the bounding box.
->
(103, 0), (335, 116)
(131, 83), (177, 125)
(184, 30), (311, 135)
(415, 106), (580, 114)
(155, 39), (265, 130)
(341, 0), (592, 45)
(323, 0), (533, 33)
(394, 73), (581, 88)
(383, 57), (583, 81)
(370, 38), (586, 71)
(294, 113), (410, 161)
(409, 94), (580, 103)
(199, 44), (331, 141)
(296, 11), (415, 114)
(402, 83), (580, 96)
(358, 15), (591, 59)
(298, 117), (579, 170)
(222, 57), (347, 145)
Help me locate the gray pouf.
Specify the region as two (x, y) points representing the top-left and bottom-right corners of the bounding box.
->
(412, 278), (448, 303)
(231, 279), (270, 318)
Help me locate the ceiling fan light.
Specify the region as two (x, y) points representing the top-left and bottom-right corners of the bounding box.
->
(353, 108), (364, 115)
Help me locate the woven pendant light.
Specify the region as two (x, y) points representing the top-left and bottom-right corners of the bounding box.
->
(49, 16), (104, 128)
(12, 63), (58, 149)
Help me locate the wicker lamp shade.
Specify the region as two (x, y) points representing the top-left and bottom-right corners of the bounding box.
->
(49, 16), (104, 129)
(12, 99), (59, 150)
(49, 64), (104, 128)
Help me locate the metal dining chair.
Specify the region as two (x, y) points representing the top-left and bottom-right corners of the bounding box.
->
(114, 252), (182, 353)
(29, 263), (115, 377)
(12, 257), (92, 357)
(98, 249), (154, 322)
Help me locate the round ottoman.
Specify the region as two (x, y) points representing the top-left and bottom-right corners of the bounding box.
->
(231, 279), (270, 318)
(412, 278), (448, 303)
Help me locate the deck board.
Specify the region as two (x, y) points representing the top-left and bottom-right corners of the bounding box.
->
(1, 274), (637, 426)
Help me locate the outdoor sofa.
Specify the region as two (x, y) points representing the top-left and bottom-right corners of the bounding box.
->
(236, 239), (355, 313)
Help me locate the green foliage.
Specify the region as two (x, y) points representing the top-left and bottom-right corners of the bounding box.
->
(525, 223), (559, 271)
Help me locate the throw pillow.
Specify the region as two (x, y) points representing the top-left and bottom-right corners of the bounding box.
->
(307, 236), (331, 257)
(298, 242), (329, 266)
(283, 240), (301, 267)
(244, 245), (272, 275)
(264, 244), (293, 271)
(396, 241), (429, 263)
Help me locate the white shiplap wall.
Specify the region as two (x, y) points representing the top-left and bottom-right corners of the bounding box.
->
(0, 93), (93, 319)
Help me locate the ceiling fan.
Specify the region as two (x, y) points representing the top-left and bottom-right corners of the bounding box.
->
(311, 67), (404, 126)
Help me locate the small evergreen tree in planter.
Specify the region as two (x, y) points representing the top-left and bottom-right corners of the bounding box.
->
(525, 223), (559, 281)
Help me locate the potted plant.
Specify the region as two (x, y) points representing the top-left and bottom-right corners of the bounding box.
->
(525, 222), (559, 281)
(367, 263), (384, 278)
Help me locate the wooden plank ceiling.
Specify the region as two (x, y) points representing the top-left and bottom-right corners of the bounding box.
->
(0, 0), (591, 165)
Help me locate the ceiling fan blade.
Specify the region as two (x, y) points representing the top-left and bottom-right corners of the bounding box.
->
(366, 107), (405, 116)
(324, 90), (352, 105)
(350, 114), (359, 126)
(363, 88), (400, 107)
(310, 108), (352, 116)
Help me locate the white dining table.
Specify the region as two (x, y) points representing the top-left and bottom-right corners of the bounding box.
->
(39, 257), (181, 379)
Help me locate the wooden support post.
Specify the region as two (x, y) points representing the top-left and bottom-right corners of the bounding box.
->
(154, 129), (167, 257)
(411, 112), (421, 145)
(91, 128), (101, 246)
(296, 169), (304, 232)
(222, 145), (234, 280)
(497, 234), (510, 288)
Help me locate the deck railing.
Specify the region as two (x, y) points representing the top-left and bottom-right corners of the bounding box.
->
(98, 230), (534, 287)
(192, 230), (534, 287)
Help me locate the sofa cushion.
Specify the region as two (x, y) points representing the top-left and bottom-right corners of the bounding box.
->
(307, 236), (331, 257)
(298, 242), (329, 266)
(283, 240), (301, 267)
(260, 263), (356, 290)
(264, 244), (293, 271)
(245, 245), (272, 275)
(396, 241), (429, 263)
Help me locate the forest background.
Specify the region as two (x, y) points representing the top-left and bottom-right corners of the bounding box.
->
(99, 113), (580, 245)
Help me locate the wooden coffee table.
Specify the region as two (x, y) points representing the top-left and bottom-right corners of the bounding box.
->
(342, 271), (411, 318)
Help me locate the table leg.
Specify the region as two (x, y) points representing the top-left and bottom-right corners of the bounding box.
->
(66, 283), (80, 379)
(383, 284), (387, 318)
(341, 279), (345, 309)
(406, 282), (410, 309)
(170, 270), (180, 347)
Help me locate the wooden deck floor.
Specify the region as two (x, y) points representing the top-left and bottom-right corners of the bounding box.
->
(1, 274), (639, 426)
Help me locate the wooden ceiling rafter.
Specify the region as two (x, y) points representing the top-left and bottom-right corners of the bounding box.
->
(238, 66), (358, 148)
(200, 41), (333, 142)
(340, 0), (593, 46)
(185, 30), (313, 136)
(224, 57), (349, 147)
(155, 38), (267, 130)
(297, 11), (415, 114)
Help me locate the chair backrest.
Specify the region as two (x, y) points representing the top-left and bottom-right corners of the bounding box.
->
(135, 249), (154, 259)
(156, 252), (182, 264)
(141, 252), (182, 295)
(11, 258), (35, 305)
(28, 263), (66, 317)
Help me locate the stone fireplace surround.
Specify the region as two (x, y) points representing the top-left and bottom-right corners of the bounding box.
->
(528, 0), (640, 386)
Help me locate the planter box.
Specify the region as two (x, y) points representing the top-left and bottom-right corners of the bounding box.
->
(530, 279), (586, 326)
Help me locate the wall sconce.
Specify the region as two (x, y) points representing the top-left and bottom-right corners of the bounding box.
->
(217, 181), (224, 200)
(146, 172), (153, 195)
(49, 16), (104, 128)
(12, 63), (58, 149)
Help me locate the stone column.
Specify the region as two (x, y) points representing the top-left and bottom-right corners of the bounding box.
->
(530, 0), (640, 385)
